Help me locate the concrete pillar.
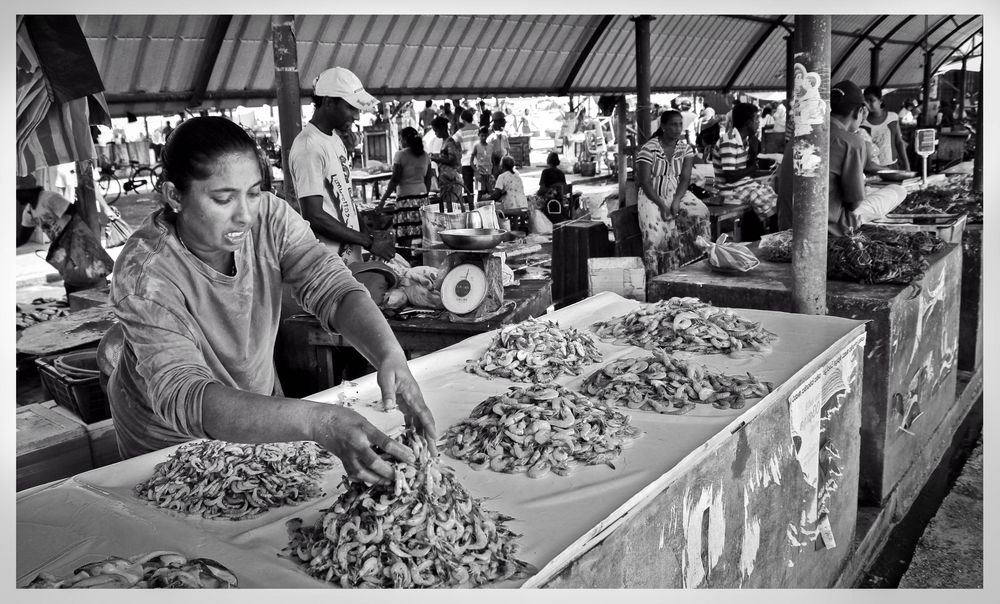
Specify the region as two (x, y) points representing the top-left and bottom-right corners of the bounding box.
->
(271, 15), (303, 207)
(632, 15), (654, 142)
(869, 45), (881, 88)
(790, 15), (831, 316)
(785, 33), (795, 107)
(922, 49), (933, 127)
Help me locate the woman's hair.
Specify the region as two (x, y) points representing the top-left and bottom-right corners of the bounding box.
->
(864, 85), (884, 100)
(400, 126), (424, 156)
(761, 105), (773, 117)
(546, 152), (560, 167)
(478, 126), (490, 138)
(501, 155), (516, 172)
(161, 116), (260, 194)
(431, 116), (451, 133)
(651, 109), (683, 139)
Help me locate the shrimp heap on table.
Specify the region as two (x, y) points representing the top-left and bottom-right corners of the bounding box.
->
(580, 349), (773, 414)
(445, 384), (642, 477)
(465, 317), (603, 383)
(26, 551), (238, 589)
(283, 431), (533, 588)
(134, 440), (335, 520)
(591, 297), (777, 353)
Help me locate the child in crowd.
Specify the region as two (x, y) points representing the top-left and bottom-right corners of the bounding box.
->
(470, 126), (494, 198)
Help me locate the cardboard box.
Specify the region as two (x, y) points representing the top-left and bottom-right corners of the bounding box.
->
(588, 256), (646, 301)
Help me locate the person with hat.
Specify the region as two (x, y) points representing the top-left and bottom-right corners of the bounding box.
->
(775, 79), (905, 234)
(103, 115), (436, 482)
(289, 67), (394, 265)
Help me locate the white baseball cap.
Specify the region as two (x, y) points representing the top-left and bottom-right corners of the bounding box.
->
(313, 67), (378, 112)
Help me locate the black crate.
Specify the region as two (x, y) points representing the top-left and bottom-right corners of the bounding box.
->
(35, 353), (110, 424)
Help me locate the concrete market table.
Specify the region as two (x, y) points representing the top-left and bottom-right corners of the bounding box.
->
(17, 292), (867, 588)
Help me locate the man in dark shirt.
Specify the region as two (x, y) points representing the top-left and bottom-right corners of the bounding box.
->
(776, 79), (904, 235)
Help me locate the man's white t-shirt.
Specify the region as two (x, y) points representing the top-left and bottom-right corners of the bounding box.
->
(288, 122), (363, 264)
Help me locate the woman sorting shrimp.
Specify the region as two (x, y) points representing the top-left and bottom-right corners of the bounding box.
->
(105, 116), (436, 485)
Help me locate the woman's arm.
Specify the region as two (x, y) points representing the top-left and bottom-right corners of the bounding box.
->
(673, 156), (695, 215)
(889, 121), (910, 170)
(378, 162), (404, 208)
(635, 161), (671, 221)
(424, 161), (433, 192)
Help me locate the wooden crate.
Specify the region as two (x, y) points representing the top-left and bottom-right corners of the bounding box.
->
(86, 418), (122, 469)
(16, 402), (92, 491)
(648, 244), (962, 507)
(508, 135), (531, 167)
(544, 329), (866, 587)
(551, 221), (613, 307)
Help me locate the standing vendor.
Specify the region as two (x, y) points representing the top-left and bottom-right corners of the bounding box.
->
(106, 116), (436, 484)
(289, 67), (393, 263)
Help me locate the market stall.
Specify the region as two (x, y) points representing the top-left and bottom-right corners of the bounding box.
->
(648, 242), (963, 509)
(18, 292), (867, 589)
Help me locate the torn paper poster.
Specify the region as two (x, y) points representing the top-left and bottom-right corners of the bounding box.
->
(681, 483), (726, 588)
(792, 62), (827, 137)
(792, 140), (823, 177)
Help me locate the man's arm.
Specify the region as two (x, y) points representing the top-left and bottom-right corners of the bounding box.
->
(298, 195), (372, 249)
(889, 121), (910, 171)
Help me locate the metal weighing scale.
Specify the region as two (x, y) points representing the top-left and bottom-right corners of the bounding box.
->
(438, 248), (506, 320)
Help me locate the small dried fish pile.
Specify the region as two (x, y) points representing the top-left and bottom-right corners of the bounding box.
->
(465, 318), (603, 383)
(283, 431), (532, 588)
(26, 551), (238, 589)
(134, 440), (335, 520)
(890, 177), (983, 224)
(16, 298), (70, 330)
(445, 384), (642, 477)
(580, 350), (773, 414)
(591, 297), (777, 354)
(828, 226), (946, 285)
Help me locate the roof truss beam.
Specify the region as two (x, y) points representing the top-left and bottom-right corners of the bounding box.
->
(557, 14), (614, 95)
(189, 15), (232, 108)
(880, 15), (955, 88)
(724, 14), (786, 92)
(831, 15), (888, 77)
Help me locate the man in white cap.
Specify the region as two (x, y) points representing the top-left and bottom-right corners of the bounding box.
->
(289, 66), (394, 264)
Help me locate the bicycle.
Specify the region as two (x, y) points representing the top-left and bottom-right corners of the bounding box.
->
(96, 160), (163, 203)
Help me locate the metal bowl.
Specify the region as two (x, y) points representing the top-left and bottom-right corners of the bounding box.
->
(439, 228), (508, 250)
(877, 169), (917, 182)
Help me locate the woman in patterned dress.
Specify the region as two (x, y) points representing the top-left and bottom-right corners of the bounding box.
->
(635, 110), (710, 277)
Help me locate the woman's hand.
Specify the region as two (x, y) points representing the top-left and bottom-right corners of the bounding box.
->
(671, 196), (683, 218)
(376, 353), (438, 456)
(658, 202), (673, 222)
(312, 404), (416, 485)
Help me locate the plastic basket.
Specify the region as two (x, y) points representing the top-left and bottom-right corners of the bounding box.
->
(35, 352), (110, 424)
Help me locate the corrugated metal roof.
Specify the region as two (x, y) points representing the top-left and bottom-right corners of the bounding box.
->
(76, 14), (983, 117)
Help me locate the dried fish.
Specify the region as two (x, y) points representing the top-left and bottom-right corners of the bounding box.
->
(580, 349), (773, 414)
(591, 297), (777, 354)
(465, 317), (603, 383)
(828, 226), (946, 285)
(134, 440), (335, 520)
(283, 430), (533, 588)
(444, 384), (642, 478)
(26, 551), (238, 589)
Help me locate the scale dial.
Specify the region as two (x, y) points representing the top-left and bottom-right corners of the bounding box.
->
(440, 263), (488, 314)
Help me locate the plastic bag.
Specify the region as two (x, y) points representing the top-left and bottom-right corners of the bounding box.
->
(695, 233), (759, 273)
(528, 208), (553, 235)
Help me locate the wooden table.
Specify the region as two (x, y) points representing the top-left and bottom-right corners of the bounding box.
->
(15, 305), (117, 359)
(279, 279), (552, 393)
(705, 200), (750, 242)
(350, 171), (392, 203)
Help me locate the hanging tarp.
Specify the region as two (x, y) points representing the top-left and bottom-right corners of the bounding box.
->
(16, 15), (111, 176)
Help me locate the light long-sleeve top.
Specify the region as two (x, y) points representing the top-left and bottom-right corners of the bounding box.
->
(108, 192), (368, 458)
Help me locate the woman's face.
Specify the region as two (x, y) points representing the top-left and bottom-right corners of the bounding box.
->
(864, 94), (881, 113)
(170, 151), (262, 253)
(663, 115), (684, 139)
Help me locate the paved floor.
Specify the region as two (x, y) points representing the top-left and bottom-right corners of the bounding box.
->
(898, 436), (983, 588)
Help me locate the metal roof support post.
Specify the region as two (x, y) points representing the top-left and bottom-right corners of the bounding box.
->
(921, 50), (933, 127)
(271, 15), (302, 208)
(973, 55), (982, 193)
(617, 96), (628, 207)
(785, 33), (795, 107)
(790, 15), (831, 315)
(869, 45), (881, 89)
(958, 56), (968, 122)
(632, 15), (654, 142)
